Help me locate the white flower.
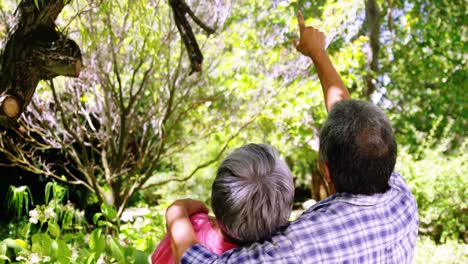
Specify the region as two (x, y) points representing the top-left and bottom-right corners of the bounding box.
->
(96, 255), (105, 264)
(29, 209), (39, 224)
(71, 249), (79, 262)
(65, 201), (74, 210)
(45, 207), (56, 219)
(43, 256), (51, 262)
(29, 253), (40, 264)
(76, 210), (85, 218)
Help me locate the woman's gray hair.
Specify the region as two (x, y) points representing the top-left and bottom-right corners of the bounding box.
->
(211, 144), (294, 243)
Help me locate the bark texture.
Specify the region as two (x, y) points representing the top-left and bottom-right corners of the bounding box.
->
(169, 0), (214, 74)
(0, 0), (81, 124)
(364, 0), (381, 99)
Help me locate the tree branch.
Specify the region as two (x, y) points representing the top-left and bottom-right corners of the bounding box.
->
(0, 0), (82, 123)
(142, 116), (258, 189)
(182, 1), (215, 35)
(364, 0), (381, 99)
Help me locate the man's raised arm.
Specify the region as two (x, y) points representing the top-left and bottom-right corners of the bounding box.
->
(294, 12), (350, 112)
(165, 12), (350, 264)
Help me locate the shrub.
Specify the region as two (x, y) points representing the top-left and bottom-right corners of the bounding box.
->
(397, 142), (467, 243)
(0, 180), (169, 263)
(5, 186), (34, 220)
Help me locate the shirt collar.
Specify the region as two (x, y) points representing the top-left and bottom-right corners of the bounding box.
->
(332, 187), (399, 206)
(305, 184), (400, 214)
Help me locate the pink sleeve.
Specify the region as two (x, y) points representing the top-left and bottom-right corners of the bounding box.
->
(190, 213), (237, 255)
(150, 214), (207, 264)
(151, 213), (236, 263)
(151, 234), (174, 264)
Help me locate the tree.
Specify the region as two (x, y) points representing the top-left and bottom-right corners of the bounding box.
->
(381, 0), (467, 153)
(0, 0), (256, 216)
(0, 0), (81, 124)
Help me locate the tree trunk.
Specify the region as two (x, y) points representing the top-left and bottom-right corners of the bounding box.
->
(364, 0), (381, 99)
(0, 0), (82, 125)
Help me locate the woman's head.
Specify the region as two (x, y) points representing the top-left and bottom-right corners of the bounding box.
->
(211, 144), (294, 243)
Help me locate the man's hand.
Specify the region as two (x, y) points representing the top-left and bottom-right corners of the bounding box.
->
(293, 11), (349, 112)
(294, 11), (326, 61)
(165, 199), (207, 263)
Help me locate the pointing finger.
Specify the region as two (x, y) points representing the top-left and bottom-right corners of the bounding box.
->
(297, 11), (305, 34)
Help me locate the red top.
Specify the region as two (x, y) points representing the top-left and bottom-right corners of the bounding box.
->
(151, 213), (237, 264)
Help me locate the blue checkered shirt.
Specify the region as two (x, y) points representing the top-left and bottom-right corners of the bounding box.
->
(181, 172), (418, 263)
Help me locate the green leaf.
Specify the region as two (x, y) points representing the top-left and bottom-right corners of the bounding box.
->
(0, 243), (7, 255)
(109, 237), (125, 263)
(86, 252), (96, 264)
(6, 185), (33, 219)
(21, 223), (31, 238)
(97, 220), (107, 227)
(98, 0), (110, 15)
(89, 229), (105, 255)
(31, 233), (53, 256)
(48, 222), (61, 238)
(93, 213), (104, 225)
(133, 249), (148, 264)
(101, 203), (117, 220)
(14, 239), (28, 250)
(51, 240), (59, 254)
(56, 239), (72, 264)
(2, 238), (28, 253)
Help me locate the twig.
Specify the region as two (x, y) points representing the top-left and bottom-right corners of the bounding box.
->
(387, 0), (395, 45)
(183, 1), (215, 35)
(142, 115), (258, 189)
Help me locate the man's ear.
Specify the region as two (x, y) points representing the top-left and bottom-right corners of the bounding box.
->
(322, 162), (332, 183)
(321, 162), (336, 194)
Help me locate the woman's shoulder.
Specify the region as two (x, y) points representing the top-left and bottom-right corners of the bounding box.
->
(190, 213), (237, 254)
(189, 213), (211, 230)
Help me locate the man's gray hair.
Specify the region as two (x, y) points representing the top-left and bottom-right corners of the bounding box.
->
(319, 99), (397, 195)
(211, 143), (294, 243)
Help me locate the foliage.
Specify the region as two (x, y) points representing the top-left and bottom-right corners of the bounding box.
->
(0, 182), (86, 263)
(397, 136), (467, 243)
(0, 182), (161, 263)
(162, 0), (368, 198)
(414, 237), (467, 264)
(0, 0), (255, 217)
(0, 0), (466, 262)
(380, 0), (467, 153)
(5, 186), (34, 219)
(118, 204), (167, 256)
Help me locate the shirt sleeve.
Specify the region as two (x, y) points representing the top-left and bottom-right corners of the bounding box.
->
(389, 171), (412, 194)
(151, 235), (174, 264)
(151, 234), (174, 264)
(181, 244), (219, 264)
(181, 235), (299, 263)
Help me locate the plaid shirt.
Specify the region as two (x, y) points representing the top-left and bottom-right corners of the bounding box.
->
(182, 172), (418, 263)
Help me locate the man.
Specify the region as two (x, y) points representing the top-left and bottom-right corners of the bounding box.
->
(165, 12), (419, 263)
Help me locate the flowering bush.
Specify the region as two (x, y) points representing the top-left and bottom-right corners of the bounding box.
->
(0, 181), (166, 263)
